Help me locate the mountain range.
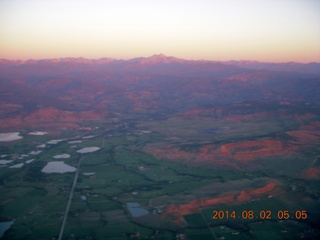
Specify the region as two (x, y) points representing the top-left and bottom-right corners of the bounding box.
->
(0, 54), (319, 130)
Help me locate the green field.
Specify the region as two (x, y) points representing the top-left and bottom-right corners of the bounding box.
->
(0, 116), (319, 239)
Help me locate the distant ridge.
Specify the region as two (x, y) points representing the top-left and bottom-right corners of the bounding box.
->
(1, 54), (319, 64)
(1, 54), (320, 75)
(0, 53), (320, 130)
(226, 60), (320, 75)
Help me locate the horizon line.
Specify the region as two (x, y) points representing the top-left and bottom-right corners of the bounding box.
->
(1, 54), (319, 65)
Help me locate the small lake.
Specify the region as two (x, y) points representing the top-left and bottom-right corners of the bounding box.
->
(25, 159), (35, 164)
(47, 139), (65, 144)
(127, 202), (149, 217)
(68, 140), (82, 144)
(0, 220), (14, 238)
(0, 132), (22, 142)
(29, 131), (48, 135)
(41, 161), (76, 173)
(9, 163), (24, 168)
(53, 153), (71, 159)
(83, 172), (95, 176)
(29, 150), (42, 155)
(76, 147), (100, 153)
(0, 160), (13, 165)
(82, 135), (95, 139)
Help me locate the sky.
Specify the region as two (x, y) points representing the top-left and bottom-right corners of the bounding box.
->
(0, 0), (320, 62)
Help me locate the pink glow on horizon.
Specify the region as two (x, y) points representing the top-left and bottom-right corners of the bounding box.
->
(0, 0), (319, 63)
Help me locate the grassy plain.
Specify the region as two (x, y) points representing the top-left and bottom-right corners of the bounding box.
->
(0, 111), (319, 239)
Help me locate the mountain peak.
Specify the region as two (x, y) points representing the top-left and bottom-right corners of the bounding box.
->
(141, 54), (183, 65)
(150, 53), (167, 58)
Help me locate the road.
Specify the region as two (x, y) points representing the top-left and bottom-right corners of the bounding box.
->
(58, 156), (85, 240)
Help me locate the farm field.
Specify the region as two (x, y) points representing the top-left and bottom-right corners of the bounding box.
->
(0, 109), (319, 239)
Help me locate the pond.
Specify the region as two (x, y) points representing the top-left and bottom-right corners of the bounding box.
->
(25, 159), (35, 164)
(0, 160), (13, 165)
(47, 139), (65, 144)
(41, 161), (76, 173)
(68, 140), (83, 144)
(53, 153), (71, 159)
(0, 220), (14, 238)
(9, 163), (24, 168)
(0, 132), (22, 142)
(28, 131), (48, 135)
(29, 150), (42, 155)
(83, 172), (95, 176)
(76, 147), (100, 153)
(126, 202), (149, 217)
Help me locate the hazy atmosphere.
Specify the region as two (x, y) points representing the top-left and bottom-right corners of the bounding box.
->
(1, 0), (320, 62)
(1, 1), (320, 239)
